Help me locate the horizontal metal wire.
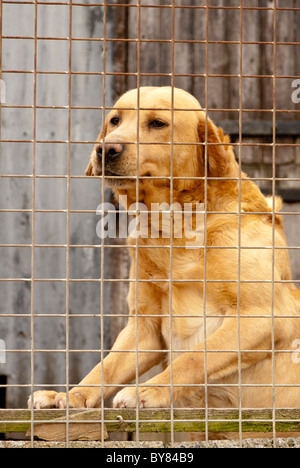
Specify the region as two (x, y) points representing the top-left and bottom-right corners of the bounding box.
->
(1, 245), (300, 250)
(3, 70), (300, 81)
(1, 140), (299, 147)
(3, 383), (300, 389)
(3, 35), (300, 46)
(2, 1), (300, 11)
(2, 417), (300, 425)
(1, 175), (300, 182)
(1, 278), (300, 284)
(1, 104), (300, 113)
(2, 349), (300, 355)
(1, 210), (300, 217)
(1, 101), (300, 113)
(2, 313), (300, 319)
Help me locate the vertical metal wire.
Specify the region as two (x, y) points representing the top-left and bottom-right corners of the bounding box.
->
(29, 0), (38, 448)
(271, 0), (278, 446)
(169, 0), (176, 448)
(237, 0), (244, 446)
(135, 0), (141, 446)
(65, 0), (73, 447)
(203, 0), (209, 443)
(100, 0), (107, 449)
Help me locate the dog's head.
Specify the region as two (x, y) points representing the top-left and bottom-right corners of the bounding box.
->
(86, 87), (235, 195)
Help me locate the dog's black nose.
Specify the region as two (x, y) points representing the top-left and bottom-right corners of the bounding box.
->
(96, 143), (124, 163)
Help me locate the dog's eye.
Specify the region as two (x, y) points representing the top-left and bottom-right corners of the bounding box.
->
(149, 119), (167, 129)
(110, 116), (120, 126)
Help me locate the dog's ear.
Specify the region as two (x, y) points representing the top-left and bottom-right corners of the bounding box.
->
(198, 116), (230, 178)
(85, 161), (94, 176)
(85, 128), (105, 176)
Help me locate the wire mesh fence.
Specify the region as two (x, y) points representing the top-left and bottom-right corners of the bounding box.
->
(0, 0), (300, 448)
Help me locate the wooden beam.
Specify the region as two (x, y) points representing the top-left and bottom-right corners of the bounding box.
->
(217, 120), (300, 137)
(1, 408), (300, 441)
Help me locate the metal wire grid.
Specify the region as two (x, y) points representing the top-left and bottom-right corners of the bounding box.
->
(0, 0), (300, 448)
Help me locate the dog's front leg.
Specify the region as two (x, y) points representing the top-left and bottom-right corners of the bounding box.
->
(29, 317), (163, 409)
(115, 312), (273, 408)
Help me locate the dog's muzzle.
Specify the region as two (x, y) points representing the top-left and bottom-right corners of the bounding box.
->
(95, 142), (125, 164)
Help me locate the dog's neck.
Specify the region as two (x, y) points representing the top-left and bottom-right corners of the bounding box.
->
(114, 185), (204, 244)
(112, 171), (275, 245)
(114, 170), (272, 217)
(115, 183), (204, 212)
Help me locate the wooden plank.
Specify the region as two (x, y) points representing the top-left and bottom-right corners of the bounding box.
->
(112, 0), (130, 97)
(1, 408), (300, 439)
(27, 410), (109, 442)
(0, 409), (108, 441)
(216, 120), (300, 137)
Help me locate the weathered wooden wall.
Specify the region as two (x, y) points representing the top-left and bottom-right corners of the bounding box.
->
(0, 0), (299, 410)
(0, 2), (116, 407)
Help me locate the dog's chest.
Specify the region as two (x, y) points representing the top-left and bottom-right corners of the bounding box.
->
(161, 295), (224, 362)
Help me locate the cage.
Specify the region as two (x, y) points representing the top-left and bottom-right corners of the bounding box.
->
(0, 0), (300, 449)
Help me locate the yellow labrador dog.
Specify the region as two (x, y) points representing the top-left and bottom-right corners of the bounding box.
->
(29, 87), (300, 415)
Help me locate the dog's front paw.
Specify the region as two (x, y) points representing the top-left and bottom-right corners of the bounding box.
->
(136, 385), (171, 408)
(113, 385), (171, 409)
(113, 387), (137, 408)
(28, 388), (101, 409)
(28, 391), (60, 409)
